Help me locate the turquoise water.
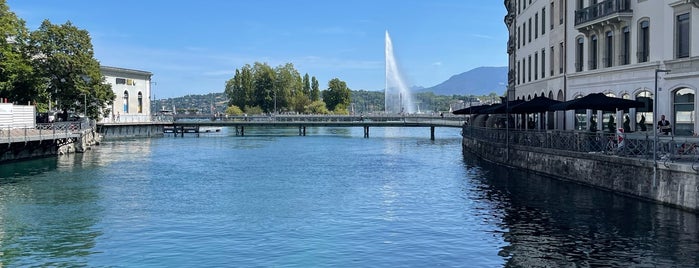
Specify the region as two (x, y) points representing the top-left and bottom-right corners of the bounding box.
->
(0, 127), (697, 267)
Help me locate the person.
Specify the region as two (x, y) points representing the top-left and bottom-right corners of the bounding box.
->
(623, 115), (631, 133)
(607, 115), (615, 133)
(589, 116), (597, 132)
(639, 114), (647, 131)
(658, 114), (671, 135)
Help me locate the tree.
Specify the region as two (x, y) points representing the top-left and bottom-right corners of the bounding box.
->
(323, 78), (351, 112)
(225, 105), (243, 115)
(30, 20), (114, 119)
(0, 0), (40, 107)
(305, 100), (329, 114)
(302, 73), (311, 97)
(274, 63), (301, 113)
(310, 76), (320, 101)
(252, 62), (275, 113)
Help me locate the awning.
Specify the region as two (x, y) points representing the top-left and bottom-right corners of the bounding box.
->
(548, 93), (645, 112)
(508, 96), (561, 113)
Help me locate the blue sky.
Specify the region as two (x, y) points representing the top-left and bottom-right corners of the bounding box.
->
(8, 0), (508, 98)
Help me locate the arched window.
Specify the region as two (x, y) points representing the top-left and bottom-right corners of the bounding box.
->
(123, 90), (129, 113)
(674, 88), (695, 136)
(138, 92), (143, 113)
(576, 37), (584, 71)
(636, 91), (652, 132)
(639, 20), (650, 62)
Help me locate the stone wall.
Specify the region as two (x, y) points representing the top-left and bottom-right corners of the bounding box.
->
(463, 136), (699, 213)
(98, 124), (165, 140)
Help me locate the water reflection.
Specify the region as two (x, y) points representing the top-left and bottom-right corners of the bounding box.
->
(462, 153), (699, 267)
(0, 158), (102, 266)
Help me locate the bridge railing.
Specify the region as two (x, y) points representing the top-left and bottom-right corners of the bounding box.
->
(0, 122), (89, 144)
(463, 125), (699, 165)
(173, 114), (466, 126)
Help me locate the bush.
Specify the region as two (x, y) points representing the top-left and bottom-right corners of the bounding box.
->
(225, 105), (243, 115)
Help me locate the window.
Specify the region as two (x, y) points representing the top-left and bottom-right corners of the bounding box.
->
(518, 26), (521, 49)
(535, 13), (539, 39)
(523, 59), (527, 84)
(116, 78), (126, 84)
(517, 61), (521, 85)
(576, 37), (584, 72)
(677, 13), (690, 58)
(137, 92), (143, 113)
(528, 55), (532, 82)
(542, 8), (546, 35)
(639, 20), (650, 63)
(621, 27), (630, 65)
(577, 0), (583, 10)
(605, 31), (613, 68)
(123, 90), (129, 113)
(541, 49), (546, 78)
(636, 91), (653, 131)
(523, 23), (526, 47)
(550, 2), (555, 29)
(559, 42), (564, 74)
(528, 18), (532, 43)
(590, 35), (598, 70)
(534, 52), (538, 80)
(559, 0), (564, 25)
(550, 46), (555, 76)
(523, 0), (527, 9)
(674, 88), (695, 136)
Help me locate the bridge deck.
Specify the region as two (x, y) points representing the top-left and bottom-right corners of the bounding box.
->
(171, 115), (465, 128)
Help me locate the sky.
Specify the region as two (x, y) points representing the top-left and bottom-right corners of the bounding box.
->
(8, 0), (508, 99)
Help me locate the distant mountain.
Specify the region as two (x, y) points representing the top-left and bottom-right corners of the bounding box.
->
(421, 66), (507, 96)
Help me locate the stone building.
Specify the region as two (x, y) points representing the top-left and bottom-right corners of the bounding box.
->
(505, 0), (699, 135)
(100, 66), (153, 122)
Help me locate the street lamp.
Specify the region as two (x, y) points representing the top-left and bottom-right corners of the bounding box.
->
(653, 69), (670, 187)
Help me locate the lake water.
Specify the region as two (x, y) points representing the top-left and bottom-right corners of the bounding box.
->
(0, 127), (697, 267)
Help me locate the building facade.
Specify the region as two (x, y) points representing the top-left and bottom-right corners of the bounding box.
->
(506, 0), (699, 136)
(100, 66), (153, 122)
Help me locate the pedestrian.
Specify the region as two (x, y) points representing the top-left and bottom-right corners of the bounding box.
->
(623, 115), (631, 133)
(639, 114), (647, 131)
(658, 114), (671, 135)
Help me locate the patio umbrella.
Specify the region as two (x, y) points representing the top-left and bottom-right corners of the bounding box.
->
(479, 100), (526, 114)
(508, 96), (562, 113)
(452, 104), (497, 115)
(548, 93), (645, 111)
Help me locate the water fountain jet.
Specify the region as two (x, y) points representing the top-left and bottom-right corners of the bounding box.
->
(385, 31), (415, 114)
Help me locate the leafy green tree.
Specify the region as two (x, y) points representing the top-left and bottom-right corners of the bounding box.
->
(0, 1), (40, 107)
(225, 105), (243, 115)
(310, 76), (320, 101)
(252, 62), (275, 113)
(323, 78), (350, 111)
(274, 63), (301, 112)
(305, 100), (329, 114)
(244, 105), (263, 115)
(30, 20), (114, 119)
(302, 73), (311, 97)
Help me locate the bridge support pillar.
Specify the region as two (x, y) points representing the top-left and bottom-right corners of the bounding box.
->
(363, 126), (369, 138)
(235, 126), (239, 136)
(240, 126), (245, 137)
(430, 126), (435, 141)
(299, 126), (306, 136)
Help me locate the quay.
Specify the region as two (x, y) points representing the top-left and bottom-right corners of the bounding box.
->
(462, 125), (699, 213)
(0, 121), (99, 163)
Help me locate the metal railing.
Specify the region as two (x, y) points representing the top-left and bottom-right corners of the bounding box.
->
(0, 120), (94, 145)
(463, 126), (699, 168)
(574, 0), (631, 26)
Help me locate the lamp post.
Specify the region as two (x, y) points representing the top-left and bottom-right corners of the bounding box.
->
(653, 69), (670, 187)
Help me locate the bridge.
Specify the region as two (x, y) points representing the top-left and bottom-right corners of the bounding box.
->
(168, 114), (466, 139)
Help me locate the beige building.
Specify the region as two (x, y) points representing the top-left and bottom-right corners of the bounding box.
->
(506, 0), (699, 136)
(100, 66), (153, 122)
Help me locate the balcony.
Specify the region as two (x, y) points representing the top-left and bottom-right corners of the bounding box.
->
(575, 0), (632, 30)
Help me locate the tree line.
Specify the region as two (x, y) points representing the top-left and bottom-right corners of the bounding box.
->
(224, 62), (351, 115)
(0, 0), (114, 119)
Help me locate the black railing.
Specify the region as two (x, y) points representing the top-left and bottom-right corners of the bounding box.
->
(574, 0), (631, 26)
(462, 126), (699, 168)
